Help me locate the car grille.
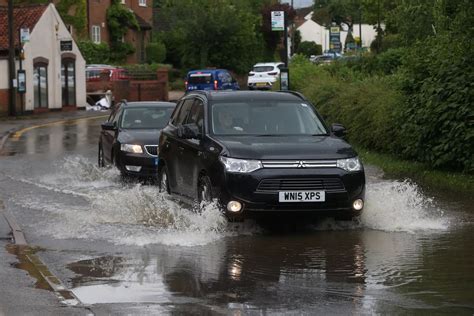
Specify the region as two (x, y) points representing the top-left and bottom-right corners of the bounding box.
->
(261, 160), (337, 168)
(256, 178), (345, 192)
(144, 145), (158, 156)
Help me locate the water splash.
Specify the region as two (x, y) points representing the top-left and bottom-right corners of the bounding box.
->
(361, 180), (449, 232)
(11, 157), (449, 247)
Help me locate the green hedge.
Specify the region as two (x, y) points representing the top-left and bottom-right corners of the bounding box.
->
(289, 53), (472, 173)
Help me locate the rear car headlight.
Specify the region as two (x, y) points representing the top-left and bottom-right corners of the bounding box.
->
(120, 144), (143, 154)
(220, 156), (262, 173)
(337, 157), (362, 172)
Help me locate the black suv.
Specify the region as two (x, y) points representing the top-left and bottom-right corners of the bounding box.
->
(158, 91), (365, 220)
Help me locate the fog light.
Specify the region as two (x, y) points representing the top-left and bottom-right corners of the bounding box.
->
(353, 199), (364, 211)
(227, 201), (242, 213)
(125, 165), (142, 172)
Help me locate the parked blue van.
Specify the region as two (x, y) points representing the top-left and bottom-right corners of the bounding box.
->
(185, 69), (240, 92)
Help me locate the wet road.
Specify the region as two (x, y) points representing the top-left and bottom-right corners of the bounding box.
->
(0, 117), (473, 315)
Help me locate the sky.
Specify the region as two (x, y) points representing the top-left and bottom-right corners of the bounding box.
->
(280, 0), (314, 8)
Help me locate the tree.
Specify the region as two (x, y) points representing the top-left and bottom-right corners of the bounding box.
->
(159, 0), (265, 73)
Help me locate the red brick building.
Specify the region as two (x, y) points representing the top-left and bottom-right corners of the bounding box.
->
(87, 0), (153, 64)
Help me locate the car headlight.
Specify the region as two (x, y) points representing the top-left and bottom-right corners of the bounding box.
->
(337, 157), (362, 172)
(120, 144), (143, 154)
(220, 156), (262, 173)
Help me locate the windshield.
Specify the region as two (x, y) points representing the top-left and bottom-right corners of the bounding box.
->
(211, 101), (328, 136)
(253, 66), (274, 72)
(188, 73), (212, 84)
(121, 107), (174, 129)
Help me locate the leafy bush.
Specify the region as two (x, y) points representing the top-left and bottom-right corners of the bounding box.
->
(169, 78), (185, 91)
(296, 41), (322, 57)
(290, 57), (402, 153)
(77, 40), (110, 64)
(109, 42), (135, 64)
(396, 35), (474, 172)
(146, 41), (167, 64)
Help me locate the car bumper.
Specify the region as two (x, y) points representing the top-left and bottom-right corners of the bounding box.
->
(116, 152), (159, 178)
(215, 168), (365, 216)
(247, 78), (277, 90)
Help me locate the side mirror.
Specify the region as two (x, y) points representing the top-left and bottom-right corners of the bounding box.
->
(178, 124), (201, 139)
(331, 123), (346, 138)
(101, 122), (117, 131)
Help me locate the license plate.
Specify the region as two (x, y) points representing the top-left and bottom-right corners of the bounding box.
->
(278, 191), (325, 202)
(256, 82), (267, 87)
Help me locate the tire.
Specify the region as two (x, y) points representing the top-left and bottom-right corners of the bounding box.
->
(197, 175), (213, 204)
(159, 166), (170, 194)
(98, 143), (105, 167)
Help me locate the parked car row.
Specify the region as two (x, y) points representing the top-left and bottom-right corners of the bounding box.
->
(98, 89), (365, 222)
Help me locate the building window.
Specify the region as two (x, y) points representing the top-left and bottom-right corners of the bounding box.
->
(139, 0), (146, 6)
(61, 58), (76, 106)
(33, 62), (48, 109)
(91, 25), (101, 44)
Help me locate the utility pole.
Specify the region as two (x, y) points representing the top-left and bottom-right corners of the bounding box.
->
(359, 5), (362, 49)
(8, 0), (16, 116)
(377, 0), (381, 51)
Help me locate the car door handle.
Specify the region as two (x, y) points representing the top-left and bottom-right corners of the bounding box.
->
(178, 146), (184, 153)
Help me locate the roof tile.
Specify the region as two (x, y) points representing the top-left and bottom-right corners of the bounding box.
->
(0, 4), (48, 51)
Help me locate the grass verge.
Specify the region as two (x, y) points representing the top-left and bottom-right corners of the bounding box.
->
(357, 147), (474, 194)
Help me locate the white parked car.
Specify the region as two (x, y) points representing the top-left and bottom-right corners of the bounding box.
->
(247, 62), (285, 90)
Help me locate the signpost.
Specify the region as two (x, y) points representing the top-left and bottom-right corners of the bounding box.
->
(329, 25), (341, 53)
(271, 10), (290, 88)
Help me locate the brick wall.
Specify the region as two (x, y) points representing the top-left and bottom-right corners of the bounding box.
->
(88, 0), (111, 45)
(86, 68), (168, 104)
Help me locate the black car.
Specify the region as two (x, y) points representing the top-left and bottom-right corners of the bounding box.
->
(98, 101), (176, 178)
(158, 91), (365, 220)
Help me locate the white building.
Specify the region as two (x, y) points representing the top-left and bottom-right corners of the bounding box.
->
(297, 11), (379, 53)
(0, 3), (86, 115)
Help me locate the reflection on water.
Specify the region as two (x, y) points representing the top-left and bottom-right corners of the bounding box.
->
(67, 229), (474, 313)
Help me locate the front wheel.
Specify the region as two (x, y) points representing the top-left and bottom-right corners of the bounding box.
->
(98, 143), (105, 167)
(159, 166), (170, 194)
(197, 175), (213, 204)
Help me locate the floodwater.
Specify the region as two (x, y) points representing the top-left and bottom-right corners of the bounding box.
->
(0, 118), (473, 314)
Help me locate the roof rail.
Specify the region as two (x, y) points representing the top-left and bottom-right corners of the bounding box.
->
(276, 90), (308, 101)
(183, 90), (210, 97)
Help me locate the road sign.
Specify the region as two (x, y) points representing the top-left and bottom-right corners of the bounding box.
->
(20, 28), (30, 43)
(271, 11), (285, 31)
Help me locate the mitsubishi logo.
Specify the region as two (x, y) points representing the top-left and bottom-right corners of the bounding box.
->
(297, 161), (306, 168)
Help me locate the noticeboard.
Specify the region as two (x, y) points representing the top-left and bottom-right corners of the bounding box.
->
(17, 70), (26, 93)
(60, 40), (73, 52)
(280, 67), (290, 91)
